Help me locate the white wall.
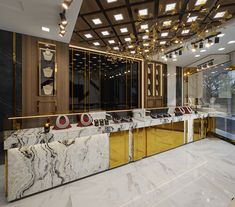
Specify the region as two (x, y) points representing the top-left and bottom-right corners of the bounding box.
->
(167, 64), (176, 106)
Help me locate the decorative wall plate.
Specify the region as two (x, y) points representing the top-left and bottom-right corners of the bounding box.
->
(43, 84), (53, 95)
(183, 106), (194, 114)
(43, 49), (54, 61)
(43, 67), (53, 77)
(53, 115), (71, 130)
(77, 113), (93, 127)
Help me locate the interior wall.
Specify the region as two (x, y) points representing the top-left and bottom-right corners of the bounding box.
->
(167, 64), (176, 106)
(22, 35), (69, 116)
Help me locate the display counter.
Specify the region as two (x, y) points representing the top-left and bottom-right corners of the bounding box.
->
(4, 107), (209, 201)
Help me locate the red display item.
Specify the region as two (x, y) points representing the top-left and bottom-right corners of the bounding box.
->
(175, 107), (185, 114)
(53, 115), (71, 130)
(77, 113), (93, 127)
(182, 106), (194, 114)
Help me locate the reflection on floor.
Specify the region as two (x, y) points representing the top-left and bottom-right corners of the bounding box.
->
(0, 138), (235, 207)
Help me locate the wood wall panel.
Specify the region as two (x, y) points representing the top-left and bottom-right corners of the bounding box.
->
(22, 35), (69, 116)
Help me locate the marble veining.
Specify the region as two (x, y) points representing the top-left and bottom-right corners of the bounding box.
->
(7, 133), (109, 201)
(1, 138), (234, 207)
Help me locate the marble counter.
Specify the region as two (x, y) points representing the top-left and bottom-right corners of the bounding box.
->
(4, 109), (209, 201)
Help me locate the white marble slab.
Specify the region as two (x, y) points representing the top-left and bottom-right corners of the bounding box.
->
(7, 133), (109, 201)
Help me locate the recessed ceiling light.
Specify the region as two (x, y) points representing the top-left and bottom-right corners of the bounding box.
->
(42, 26), (50, 32)
(200, 49), (206, 52)
(130, 51), (135, 54)
(124, 37), (131, 42)
(214, 11), (226, 18)
(138, 8), (148, 16)
(160, 41), (166, 45)
(84, 33), (93, 38)
(161, 32), (168, 37)
(142, 35), (149, 39)
(93, 42), (100, 46)
(144, 49), (149, 52)
(195, 54), (201, 57)
(182, 29), (190, 34)
(165, 3), (176, 12)
(141, 24), (148, 30)
(101, 31), (110, 36)
(217, 33), (225, 37)
(113, 46), (119, 50)
(92, 18), (102, 25)
(107, 0), (117, 3)
(128, 45), (134, 48)
(218, 47), (225, 51)
(108, 40), (115, 44)
(163, 20), (172, 26)
(120, 27), (128, 33)
(114, 14), (124, 21)
(228, 40), (235, 44)
(143, 43), (149, 46)
(195, 0), (207, 6)
(187, 16), (198, 22)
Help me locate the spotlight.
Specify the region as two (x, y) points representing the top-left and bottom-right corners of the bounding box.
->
(208, 61), (213, 66)
(59, 32), (65, 37)
(62, 0), (73, 10)
(199, 42), (203, 48)
(166, 54), (169, 58)
(215, 37), (220, 44)
(60, 11), (67, 25)
(179, 50), (182, 55)
(191, 44), (197, 52)
(59, 24), (65, 30)
(205, 39), (213, 48)
(169, 53), (172, 58)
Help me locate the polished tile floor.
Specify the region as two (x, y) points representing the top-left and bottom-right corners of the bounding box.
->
(0, 138), (235, 207)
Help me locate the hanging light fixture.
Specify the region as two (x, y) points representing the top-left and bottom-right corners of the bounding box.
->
(60, 11), (67, 25)
(62, 0), (73, 10)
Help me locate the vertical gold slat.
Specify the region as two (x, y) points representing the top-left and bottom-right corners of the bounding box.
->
(84, 51), (86, 111)
(12, 33), (17, 129)
(72, 48), (74, 112)
(5, 151), (8, 197)
(126, 58), (128, 109)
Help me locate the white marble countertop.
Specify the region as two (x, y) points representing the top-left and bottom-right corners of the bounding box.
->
(4, 112), (209, 150)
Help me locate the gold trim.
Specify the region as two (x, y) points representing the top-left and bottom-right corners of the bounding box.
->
(69, 45), (143, 61)
(72, 48), (74, 112)
(5, 151), (8, 197)
(141, 61), (145, 108)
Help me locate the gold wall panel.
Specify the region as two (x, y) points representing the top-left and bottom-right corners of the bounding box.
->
(133, 128), (147, 161)
(193, 118), (202, 141)
(146, 122), (185, 156)
(109, 131), (129, 169)
(202, 118), (208, 138)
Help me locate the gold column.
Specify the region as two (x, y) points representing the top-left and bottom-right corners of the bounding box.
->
(133, 128), (146, 161)
(193, 118), (202, 141)
(109, 131), (129, 169)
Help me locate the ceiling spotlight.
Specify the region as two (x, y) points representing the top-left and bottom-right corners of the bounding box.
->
(143, 42), (149, 46)
(107, 0), (117, 3)
(217, 33), (225, 37)
(199, 42), (203, 48)
(108, 40), (115, 44)
(59, 32), (65, 37)
(161, 32), (168, 37)
(62, 0), (73, 10)
(172, 54), (177, 58)
(113, 46), (119, 50)
(195, 0), (207, 6)
(205, 39), (213, 48)
(214, 11), (226, 19)
(163, 20), (172, 27)
(124, 37), (131, 42)
(195, 54), (200, 57)
(169, 53), (172, 58)
(160, 41), (166, 45)
(182, 29), (190, 34)
(215, 37), (220, 44)
(120, 27), (128, 33)
(114, 14), (124, 21)
(60, 11), (67, 25)
(60, 29), (66, 34)
(93, 42), (100, 46)
(200, 49), (206, 52)
(138, 8), (148, 16)
(165, 3), (176, 12)
(128, 45), (134, 48)
(84, 33), (93, 38)
(228, 40), (235, 44)
(179, 50), (182, 55)
(208, 61), (213, 66)
(142, 35), (149, 40)
(191, 44), (198, 52)
(218, 47), (225, 51)
(101, 31), (110, 36)
(187, 16), (198, 22)
(141, 24), (148, 30)
(42, 26), (50, 32)
(59, 24), (65, 30)
(92, 18), (102, 25)
(130, 51), (136, 54)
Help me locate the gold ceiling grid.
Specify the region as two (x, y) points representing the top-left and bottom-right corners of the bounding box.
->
(72, 0), (235, 59)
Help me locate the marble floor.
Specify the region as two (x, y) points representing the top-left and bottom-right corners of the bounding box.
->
(0, 138), (235, 207)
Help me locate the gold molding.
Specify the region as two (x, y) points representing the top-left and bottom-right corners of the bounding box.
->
(69, 44), (143, 61)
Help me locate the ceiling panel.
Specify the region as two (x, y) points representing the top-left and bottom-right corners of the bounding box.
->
(79, 0), (100, 15)
(83, 12), (110, 28)
(106, 7), (130, 24)
(74, 17), (90, 31)
(100, 0), (126, 9)
(113, 23), (133, 36)
(131, 2), (155, 21)
(94, 27), (116, 38)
